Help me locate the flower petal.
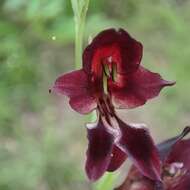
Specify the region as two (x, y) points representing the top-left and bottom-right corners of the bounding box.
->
(116, 118), (161, 180)
(110, 66), (175, 109)
(115, 128), (190, 190)
(85, 118), (114, 181)
(52, 69), (97, 114)
(107, 145), (127, 172)
(118, 28), (143, 74)
(83, 28), (142, 74)
(166, 172), (190, 190)
(166, 139), (190, 170)
(158, 126), (190, 161)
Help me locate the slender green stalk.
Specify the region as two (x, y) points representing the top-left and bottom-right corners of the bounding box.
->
(71, 1), (117, 189)
(71, 0), (96, 123)
(71, 0), (89, 69)
(94, 172), (119, 190)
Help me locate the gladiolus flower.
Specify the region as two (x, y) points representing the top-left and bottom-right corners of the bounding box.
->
(51, 28), (175, 181)
(85, 115), (161, 181)
(52, 28), (175, 114)
(115, 126), (190, 190)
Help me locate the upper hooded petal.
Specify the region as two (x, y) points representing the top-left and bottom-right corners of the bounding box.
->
(85, 118), (114, 181)
(110, 66), (175, 109)
(83, 28), (142, 75)
(52, 69), (97, 114)
(107, 145), (127, 172)
(116, 118), (161, 181)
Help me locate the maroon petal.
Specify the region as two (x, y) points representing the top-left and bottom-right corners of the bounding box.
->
(159, 127), (190, 190)
(166, 172), (190, 190)
(116, 118), (161, 181)
(83, 28), (142, 74)
(158, 126), (190, 161)
(52, 69), (97, 114)
(85, 118), (114, 181)
(118, 28), (143, 74)
(165, 139), (190, 170)
(107, 145), (127, 172)
(110, 66), (175, 109)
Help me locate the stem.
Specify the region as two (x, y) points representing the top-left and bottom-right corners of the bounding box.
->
(71, 1), (117, 190)
(71, 0), (89, 69)
(94, 172), (118, 190)
(75, 20), (84, 69)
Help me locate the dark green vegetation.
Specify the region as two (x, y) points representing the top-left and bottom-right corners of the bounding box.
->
(0, 0), (190, 189)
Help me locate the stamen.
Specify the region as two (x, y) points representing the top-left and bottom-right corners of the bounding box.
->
(102, 59), (117, 94)
(103, 70), (108, 94)
(112, 63), (117, 81)
(103, 64), (111, 77)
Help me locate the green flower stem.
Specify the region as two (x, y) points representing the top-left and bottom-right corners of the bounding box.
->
(71, 0), (89, 69)
(75, 22), (83, 69)
(71, 0), (97, 123)
(71, 1), (117, 189)
(94, 172), (119, 190)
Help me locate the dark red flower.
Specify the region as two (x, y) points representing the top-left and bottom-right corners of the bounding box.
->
(51, 28), (175, 182)
(52, 28), (174, 114)
(85, 114), (161, 181)
(115, 126), (190, 190)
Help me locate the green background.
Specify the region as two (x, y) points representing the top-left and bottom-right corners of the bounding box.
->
(0, 0), (190, 189)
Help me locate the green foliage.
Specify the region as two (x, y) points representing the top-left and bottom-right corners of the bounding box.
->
(0, 0), (190, 190)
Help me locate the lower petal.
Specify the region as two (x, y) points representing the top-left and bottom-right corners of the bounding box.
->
(85, 118), (114, 181)
(107, 145), (127, 172)
(166, 139), (190, 171)
(116, 118), (161, 181)
(158, 126), (190, 161)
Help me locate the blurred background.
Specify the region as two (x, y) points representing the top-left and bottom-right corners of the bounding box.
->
(0, 0), (190, 189)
